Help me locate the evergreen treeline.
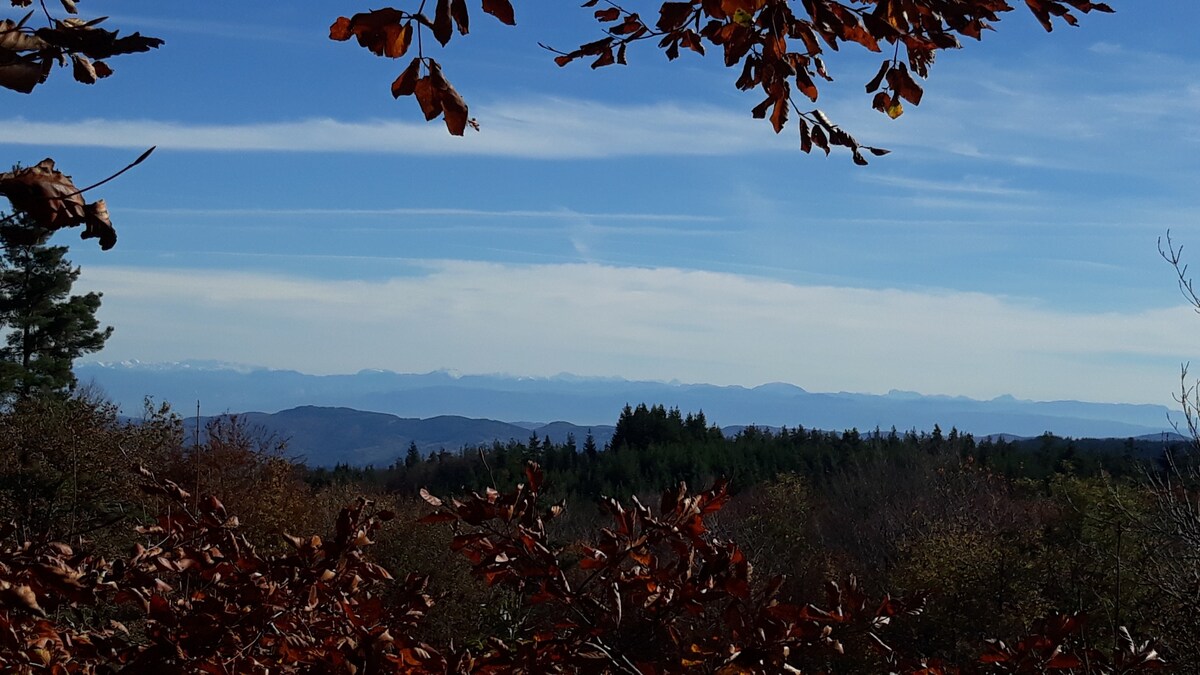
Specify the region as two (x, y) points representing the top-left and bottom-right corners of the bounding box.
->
(309, 402), (1166, 501)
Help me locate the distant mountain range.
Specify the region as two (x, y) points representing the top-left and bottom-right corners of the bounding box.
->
(184, 406), (616, 468)
(79, 360), (1180, 457)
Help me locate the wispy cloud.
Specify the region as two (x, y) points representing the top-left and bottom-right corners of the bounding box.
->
(100, 14), (313, 44)
(0, 98), (783, 159)
(80, 261), (1195, 406)
(2, 56), (1194, 168)
(859, 174), (1034, 197)
(813, 46), (1200, 174)
(122, 206), (722, 223)
(1089, 41), (1123, 55)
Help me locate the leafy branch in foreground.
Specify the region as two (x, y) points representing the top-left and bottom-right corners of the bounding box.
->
(0, 458), (1172, 673)
(0, 464), (443, 673)
(0, 0), (163, 93)
(420, 462), (930, 672)
(328, 1), (516, 136)
(329, 0), (1113, 160)
(0, 147), (154, 250)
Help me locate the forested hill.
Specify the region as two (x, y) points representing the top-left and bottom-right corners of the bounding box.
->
(185, 404), (1182, 476)
(301, 402), (1183, 501)
(184, 406), (616, 467)
(84, 361), (1174, 439)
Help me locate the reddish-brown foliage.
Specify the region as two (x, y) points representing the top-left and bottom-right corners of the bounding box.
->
(420, 464), (931, 673)
(329, 0), (1113, 161)
(0, 460), (1173, 673)
(0, 148), (153, 248)
(0, 0), (162, 94)
(1, 1), (1116, 247)
(0, 465), (442, 673)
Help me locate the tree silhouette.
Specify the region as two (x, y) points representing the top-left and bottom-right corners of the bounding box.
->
(0, 210), (112, 401)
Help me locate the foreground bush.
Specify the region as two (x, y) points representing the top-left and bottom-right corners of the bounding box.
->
(0, 458), (1168, 674)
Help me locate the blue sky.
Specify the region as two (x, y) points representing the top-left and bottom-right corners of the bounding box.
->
(2, 1), (1199, 406)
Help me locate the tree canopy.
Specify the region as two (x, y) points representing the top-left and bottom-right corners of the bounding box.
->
(0, 210), (112, 400)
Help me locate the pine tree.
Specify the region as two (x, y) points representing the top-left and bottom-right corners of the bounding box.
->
(0, 212), (112, 401)
(583, 430), (598, 460)
(404, 441), (421, 468)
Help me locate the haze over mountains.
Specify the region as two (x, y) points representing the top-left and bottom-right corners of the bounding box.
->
(180, 406), (599, 468)
(79, 361), (1178, 460)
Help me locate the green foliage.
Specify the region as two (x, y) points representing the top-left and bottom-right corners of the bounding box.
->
(0, 211), (112, 401)
(376, 406), (1152, 507)
(0, 394), (177, 548)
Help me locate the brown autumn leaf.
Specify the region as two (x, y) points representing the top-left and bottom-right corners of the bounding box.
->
(657, 2), (695, 32)
(0, 158), (117, 249)
(418, 488), (444, 508)
(433, 0), (454, 46)
(591, 46), (615, 68)
(0, 583), (46, 617)
(71, 53), (97, 83)
(0, 57), (52, 93)
(769, 92), (788, 133)
(450, 0), (470, 35)
(329, 15), (353, 40)
(1, 13), (156, 93)
(35, 19), (163, 60)
(429, 60), (470, 135)
(329, 9), (412, 58)
(865, 59), (889, 93)
(0, 17), (47, 52)
(886, 62), (923, 105)
(391, 57), (421, 97)
(481, 0), (516, 25)
(413, 76), (441, 120)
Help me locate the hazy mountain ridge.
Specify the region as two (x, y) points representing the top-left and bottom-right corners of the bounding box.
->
(81, 361), (1178, 446)
(186, 406), (615, 468)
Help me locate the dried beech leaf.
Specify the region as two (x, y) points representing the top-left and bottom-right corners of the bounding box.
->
(329, 16), (353, 40)
(71, 53), (97, 83)
(391, 57), (421, 97)
(0, 584), (46, 617)
(439, 83), (469, 135)
(34, 22), (163, 60)
(433, 0), (454, 46)
(451, 0), (470, 34)
(865, 59), (889, 93)
(425, 59), (470, 134)
(0, 158), (117, 249)
(657, 2), (694, 32)
(0, 18), (49, 51)
(81, 198), (114, 248)
(414, 77), (441, 120)
(481, 0), (516, 25)
(0, 58), (52, 93)
(329, 9), (411, 58)
(418, 488), (444, 508)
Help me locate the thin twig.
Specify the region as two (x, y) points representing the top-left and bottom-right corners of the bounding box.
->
(65, 146), (157, 198)
(478, 447), (498, 491)
(0, 147), (156, 207)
